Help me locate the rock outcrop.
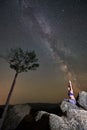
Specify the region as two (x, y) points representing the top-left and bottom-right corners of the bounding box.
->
(77, 91), (87, 110)
(60, 100), (79, 113)
(14, 107), (87, 130)
(3, 104), (31, 130)
(60, 101), (87, 130)
(2, 91), (87, 130)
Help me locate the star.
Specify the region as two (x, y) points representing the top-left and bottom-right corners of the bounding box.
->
(61, 9), (65, 13)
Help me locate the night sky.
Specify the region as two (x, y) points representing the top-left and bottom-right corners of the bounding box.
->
(0, 0), (87, 104)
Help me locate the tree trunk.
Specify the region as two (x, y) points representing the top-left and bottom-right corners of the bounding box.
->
(0, 72), (18, 130)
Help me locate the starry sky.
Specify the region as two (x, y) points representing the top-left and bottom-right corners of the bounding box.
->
(0, 0), (87, 105)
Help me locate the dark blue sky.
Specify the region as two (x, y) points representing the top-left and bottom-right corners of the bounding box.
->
(0, 0), (87, 104)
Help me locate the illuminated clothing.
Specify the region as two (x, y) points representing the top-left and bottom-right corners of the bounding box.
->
(68, 99), (76, 105)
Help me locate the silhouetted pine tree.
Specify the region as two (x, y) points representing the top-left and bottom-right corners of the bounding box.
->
(0, 48), (39, 130)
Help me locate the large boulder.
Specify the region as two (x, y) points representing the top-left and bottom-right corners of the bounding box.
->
(15, 110), (50, 130)
(49, 108), (87, 130)
(60, 101), (79, 113)
(67, 109), (87, 130)
(3, 104), (31, 130)
(77, 91), (87, 110)
(49, 113), (67, 130)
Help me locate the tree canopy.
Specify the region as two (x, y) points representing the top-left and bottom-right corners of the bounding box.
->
(7, 48), (39, 73)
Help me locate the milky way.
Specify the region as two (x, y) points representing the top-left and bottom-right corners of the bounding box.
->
(18, 0), (87, 92)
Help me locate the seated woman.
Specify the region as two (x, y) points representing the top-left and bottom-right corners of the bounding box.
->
(64, 80), (76, 105)
(67, 80), (76, 105)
